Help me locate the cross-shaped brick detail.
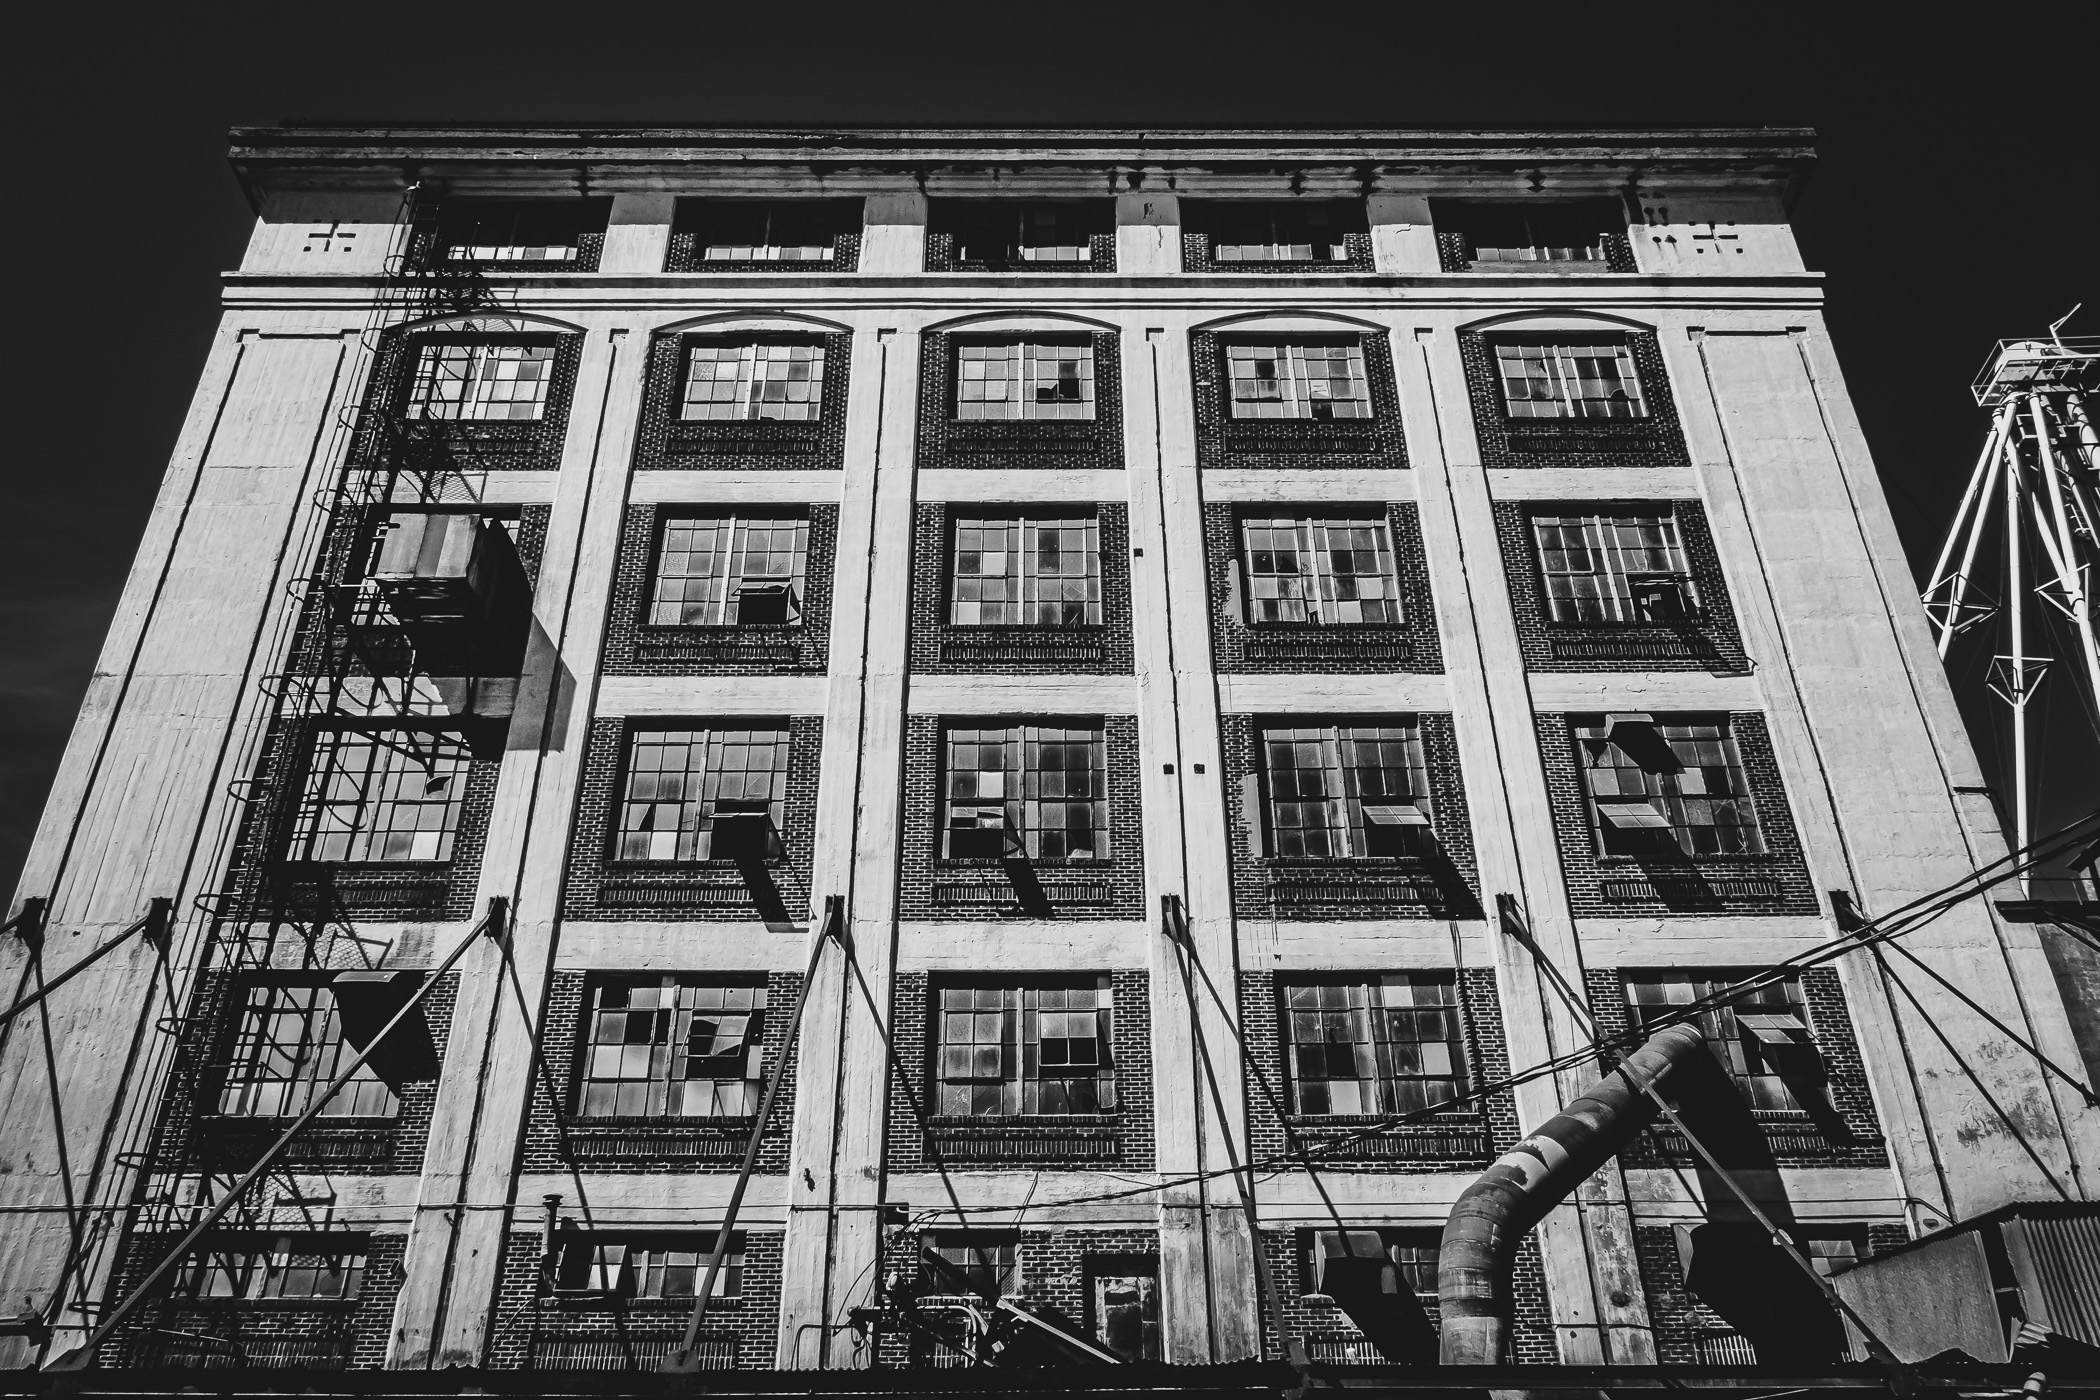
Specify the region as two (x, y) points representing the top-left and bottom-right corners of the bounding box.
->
(1691, 224), (1740, 255)
(303, 222), (357, 253)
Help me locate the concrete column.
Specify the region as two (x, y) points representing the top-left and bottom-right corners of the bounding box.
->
(240, 193), (406, 276)
(0, 320), (364, 1366)
(1367, 195), (1439, 277)
(1128, 321), (1262, 1362)
(1116, 192), (1182, 276)
(1628, 193), (1805, 276)
(859, 194), (927, 276)
(777, 323), (916, 1366)
(387, 321), (644, 1367)
(601, 193), (674, 274)
(1399, 319), (1654, 1363)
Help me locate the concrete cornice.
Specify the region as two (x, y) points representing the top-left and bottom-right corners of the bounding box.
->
(226, 123), (1817, 208)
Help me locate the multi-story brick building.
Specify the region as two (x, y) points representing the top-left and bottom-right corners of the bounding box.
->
(2, 125), (2092, 1380)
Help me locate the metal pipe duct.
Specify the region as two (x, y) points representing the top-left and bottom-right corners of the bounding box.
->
(1438, 1021), (1712, 1364)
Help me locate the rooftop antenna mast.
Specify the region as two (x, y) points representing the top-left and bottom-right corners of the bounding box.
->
(1922, 308), (2100, 882)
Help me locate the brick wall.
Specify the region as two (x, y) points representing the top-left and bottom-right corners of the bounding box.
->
(1494, 500), (1749, 673)
(1587, 964), (1888, 1168)
(884, 970), (1155, 1172)
(599, 503), (838, 675)
(1221, 712), (1482, 920)
(908, 502), (1134, 674)
(562, 716), (823, 924)
(632, 331), (854, 472)
(916, 331), (1125, 472)
(897, 715), (1146, 921)
(1459, 330), (1689, 470)
(1237, 967), (1516, 1172)
(486, 1227), (786, 1371)
(520, 969), (803, 1175)
(1536, 711), (1820, 917)
(1192, 331), (1407, 471)
(1202, 501), (1443, 674)
(147, 970), (458, 1176)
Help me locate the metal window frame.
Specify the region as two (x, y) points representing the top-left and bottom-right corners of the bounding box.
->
(554, 1232), (745, 1299)
(1257, 721), (1432, 860)
(217, 980), (400, 1121)
(1224, 341), (1374, 421)
(1493, 339), (1650, 421)
(291, 728), (473, 866)
(940, 722), (1110, 863)
(933, 981), (1117, 1118)
(1279, 974), (1468, 1116)
(948, 512), (1104, 628)
(1576, 715), (1767, 858)
(1625, 970), (1816, 1111)
(952, 339), (1098, 422)
(1533, 510), (1698, 624)
(574, 974), (771, 1121)
(648, 512), (811, 628)
(613, 725), (791, 864)
(677, 337), (829, 422)
(1239, 514), (1404, 626)
(405, 339), (557, 422)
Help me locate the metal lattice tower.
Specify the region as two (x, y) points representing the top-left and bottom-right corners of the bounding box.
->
(1922, 310), (2100, 867)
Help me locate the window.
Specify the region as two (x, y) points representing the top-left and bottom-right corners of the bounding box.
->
(935, 982), (1115, 1116)
(1208, 202), (1360, 262)
(943, 724), (1108, 861)
(1282, 975), (1466, 1115)
(437, 202), (595, 263)
(679, 340), (827, 421)
(175, 1235), (367, 1301)
(575, 976), (768, 1119)
(1090, 1261), (1161, 1361)
(1577, 716), (1765, 857)
(1534, 512), (1697, 623)
(1494, 342), (1648, 420)
(1302, 1229), (1440, 1300)
(950, 515), (1102, 626)
(1450, 203), (1619, 264)
(217, 983), (398, 1119)
(955, 341), (1095, 421)
(943, 201), (1106, 264)
(1225, 343), (1371, 420)
(1625, 972), (1817, 1111)
(293, 730), (471, 864)
(1241, 516), (1401, 625)
(1260, 723), (1431, 859)
(406, 342), (556, 421)
(650, 515), (809, 626)
(925, 1233), (1019, 1298)
(615, 727), (790, 863)
(554, 1233), (742, 1298)
(686, 200), (847, 262)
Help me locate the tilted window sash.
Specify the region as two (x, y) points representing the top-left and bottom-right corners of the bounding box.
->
(1260, 724), (1431, 859)
(1578, 718), (1765, 858)
(616, 727), (790, 863)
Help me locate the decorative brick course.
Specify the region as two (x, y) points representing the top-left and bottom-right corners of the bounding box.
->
(1459, 330), (1690, 470)
(883, 970), (1155, 1172)
(1588, 964), (1888, 1168)
(898, 715), (1146, 921)
(562, 716), (823, 924)
(146, 969), (459, 1177)
(1221, 713), (1482, 920)
(1203, 502), (1442, 674)
(520, 968), (802, 1175)
(353, 329), (583, 475)
(106, 1232), (408, 1369)
(1536, 711), (1819, 917)
(1192, 330), (1407, 472)
(632, 331), (853, 472)
(916, 331), (1125, 472)
(1237, 968), (1515, 1173)
(908, 502), (1134, 675)
(486, 1227), (785, 1370)
(1495, 500), (1748, 673)
(599, 503), (837, 676)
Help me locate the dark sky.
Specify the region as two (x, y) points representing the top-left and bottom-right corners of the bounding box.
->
(5, 9), (2094, 903)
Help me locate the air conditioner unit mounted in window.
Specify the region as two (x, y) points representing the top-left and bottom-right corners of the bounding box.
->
(709, 799), (776, 860)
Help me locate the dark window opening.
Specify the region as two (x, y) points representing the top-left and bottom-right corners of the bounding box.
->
(1534, 511), (1698, 624)
(1628, 972), (1819, 1112)
(1577, 715), (1765, 857)
(943, 723), (1108, 862)
(434, 200), (608, 264)
(551, 1231), (743, 1298)
(675, 200), (857, 264)
(1439, 200), (1625, 266)
(175, 1233), (368, 1301)
(935, 980), (1115, 1116)
(614, 726), (789, 863)
(575, 975), (768, 1119)
(649, 514), (809, 627)
(1259, 722), (1432, 860)
(935, 200), (1113, 268)
(1204, 201), (1366, 263)
(1282, 975), (1466, 1115)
